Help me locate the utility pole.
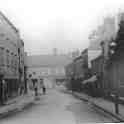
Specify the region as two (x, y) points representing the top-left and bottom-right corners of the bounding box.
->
(115, 62), (119, 114)
(100, 41), (105, 94)
(115, 92), (119, 114)
(24, 66), (27, 94)
(18, 48), (21, 95)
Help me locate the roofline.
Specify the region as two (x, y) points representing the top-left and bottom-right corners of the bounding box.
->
(81, 48), (88, 55)
(27, 54), (70, 57)
(27, 65), (67, 68)
(0, 11), (19, 33)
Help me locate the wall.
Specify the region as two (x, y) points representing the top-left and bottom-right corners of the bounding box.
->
(0, 12), (20, 78)
(91, 56), (103, 75)
(107, 54), (124, 96)
(27, 66), (66, 79)
(74, 57), (85, 79)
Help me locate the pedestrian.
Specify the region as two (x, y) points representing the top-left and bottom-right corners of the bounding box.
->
(42, 82), (46, 95)
(42, 85), (46, 94)
(34, 79), (38, 96)
(3, 79), (7, 102)
(0, 75), (5, 105)
(71, 77), (75, 93)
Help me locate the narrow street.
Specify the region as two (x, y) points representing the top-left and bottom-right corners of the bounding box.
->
(0, 88), (114, 124)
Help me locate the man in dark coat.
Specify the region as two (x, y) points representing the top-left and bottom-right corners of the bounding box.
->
(0, 75), (4, 105)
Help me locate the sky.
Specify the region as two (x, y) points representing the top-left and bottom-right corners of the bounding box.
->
(0, 0), (124, 55)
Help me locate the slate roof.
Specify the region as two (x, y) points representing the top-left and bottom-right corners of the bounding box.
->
(26, 54), (72, 67)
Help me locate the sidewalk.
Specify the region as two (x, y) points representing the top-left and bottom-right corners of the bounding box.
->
(69, 91), (124, 122)
(0, 91), (35, 118)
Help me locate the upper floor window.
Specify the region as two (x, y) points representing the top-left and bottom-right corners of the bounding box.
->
(6, 50), (10, 66)
(0, 47), (4, 66)
(11, 53), (14, 68)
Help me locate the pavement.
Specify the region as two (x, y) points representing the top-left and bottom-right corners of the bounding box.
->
(67, 90), (124, 122)
(0, 89), (115, 124)
(0, 91), (35, 118)
(0, 87), (121, 123)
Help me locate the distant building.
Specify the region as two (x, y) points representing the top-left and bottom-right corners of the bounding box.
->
(70, 50), (80, 59)
(91, 55), (103, 75)
(88, 16), (117, 60)
(53, 48), (58, 56)
(74, 49), (88, 79)
(66, 49), (89, 80)
(26, 54), (72, 87)
(88, 49), (101, 68)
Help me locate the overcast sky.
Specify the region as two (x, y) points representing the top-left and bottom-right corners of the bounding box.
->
(0, 0), (124, 55)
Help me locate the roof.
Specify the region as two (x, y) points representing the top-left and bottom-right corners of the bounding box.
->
(0, 11), (18, 33)
(26, 54), (72, 67)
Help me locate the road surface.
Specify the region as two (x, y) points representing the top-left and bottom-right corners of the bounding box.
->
(0, 88), (115, 124)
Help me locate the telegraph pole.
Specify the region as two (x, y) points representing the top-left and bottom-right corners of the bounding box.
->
(18, 48), (21, 95)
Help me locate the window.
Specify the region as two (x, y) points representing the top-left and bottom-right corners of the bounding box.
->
(11, 53), (14, 68)
(6, 50), (10, 66)
(0, 47), (4, 66)
(14, 55), (17, 68)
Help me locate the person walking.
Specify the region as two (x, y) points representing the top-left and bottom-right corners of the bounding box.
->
(3, 79), (7, 102)
(41, 81), (46, 95)
(34, 79), (38, 97)
(42, 83), (46, 94)
(0, 75), (5, 105)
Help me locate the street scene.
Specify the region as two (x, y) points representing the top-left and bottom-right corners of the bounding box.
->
(0, 0), (124, 123)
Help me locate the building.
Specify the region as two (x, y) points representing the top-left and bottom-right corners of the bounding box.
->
(91, 55), (103, 75)
(74, 49), (89, 79)
(92, 13), (124, 97)
(0, 11), (25, 98)
(26, 54), (71, 87)
(88, 49), (101, 68)
(65, 49), (89, 91)
(88, 16), (118, 63)
(0, 12), (19, 78)
(105, 15), (124, 97)
(65, 62), (74, 80)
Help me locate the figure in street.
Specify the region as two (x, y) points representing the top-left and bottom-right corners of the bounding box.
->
(34, 79), (38, 97)
(41, 81), (46, 95)
(0, 75), (6, 105)
(42, 84), (46, 94)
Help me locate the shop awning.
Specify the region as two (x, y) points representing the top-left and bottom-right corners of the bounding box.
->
(82, 75), (97, 84)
